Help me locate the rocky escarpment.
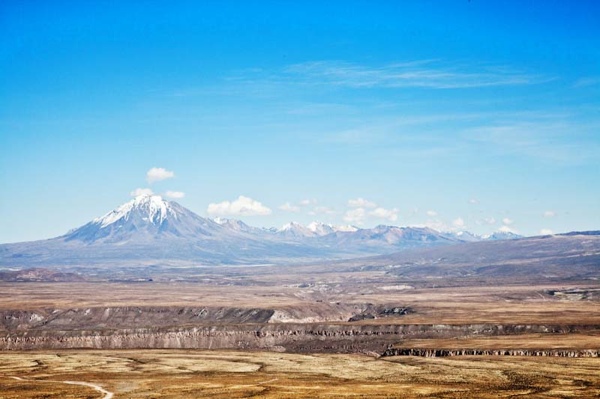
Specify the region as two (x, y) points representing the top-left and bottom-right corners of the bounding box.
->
(0, 307), (276, 332)
(383, 348), (599, 358)
(2, 306), (599, 354)
(2, 321), (599, 353)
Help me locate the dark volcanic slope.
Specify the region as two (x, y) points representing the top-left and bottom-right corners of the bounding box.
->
(357, 232), (600, 281)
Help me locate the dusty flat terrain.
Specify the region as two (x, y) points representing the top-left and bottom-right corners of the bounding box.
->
(1, 279), (598, 325)
(1, 349), (599, 398)
(1, 235), (598, 396)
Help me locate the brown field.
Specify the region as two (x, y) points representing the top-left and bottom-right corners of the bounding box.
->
(1, 349), (599, 398)
(1, 279), (599, 325)
(1, 256), (599, 397)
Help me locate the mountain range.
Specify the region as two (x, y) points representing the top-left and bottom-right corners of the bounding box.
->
(0, 194), (522, 268)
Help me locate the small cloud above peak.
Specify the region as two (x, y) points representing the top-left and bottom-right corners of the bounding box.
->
(502, 217), (514, 226)
(343, 208), (366, 225)
(299, 199), (317, 206)
(348, 198), (377, 208)
(369, 207), (398, 222)
(165, 191), (185, 199)
(146, 167), (175, 184)
(313, 205), (335, 215)
(130, 188), (154, 197)
(452, 217), (466, 229)
(543, 210), (556, 218)
(279, 202), (300, 213)
(207, 196), (272, 217)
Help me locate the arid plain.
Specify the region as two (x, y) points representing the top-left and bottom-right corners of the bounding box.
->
(1, 234), (599, 397)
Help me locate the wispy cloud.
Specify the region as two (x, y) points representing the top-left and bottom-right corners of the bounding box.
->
(464, 119), (600, 164)
(343, 208), (366, 225)
(280, 60), (550, 89)
(279, 202), (300, 213)
(348, 198), (377, 208)
(452, 217), (466, 229)
(165, 191), (185, 199)
(299, 199), (317, 206)
(573, 76), (600, 88)
(310, 206), (336, 216)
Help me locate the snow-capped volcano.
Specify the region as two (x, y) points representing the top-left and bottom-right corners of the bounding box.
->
(94, 194), (177, 228)
(64, 194), (220, 243)
(0, 195), (531, 268)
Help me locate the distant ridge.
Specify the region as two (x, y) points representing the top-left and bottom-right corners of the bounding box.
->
(0, 194), (564, 269)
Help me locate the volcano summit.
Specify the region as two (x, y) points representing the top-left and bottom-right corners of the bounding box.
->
(1, 194), (518, 268)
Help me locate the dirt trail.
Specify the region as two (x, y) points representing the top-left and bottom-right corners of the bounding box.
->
(10, 376), (113, 398)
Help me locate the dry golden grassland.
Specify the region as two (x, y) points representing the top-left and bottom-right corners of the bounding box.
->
(1, 280), (599, 325)
(1, 262), (599, 397)
(0, 349), (599, 398)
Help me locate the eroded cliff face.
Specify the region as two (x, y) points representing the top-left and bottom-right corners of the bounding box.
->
(0, 307), (276, 332)
(0, 303), (387, 332)
(1, 306), (599, 354)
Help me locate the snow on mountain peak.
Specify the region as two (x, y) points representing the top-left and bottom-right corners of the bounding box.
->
(213, 217), (227, 225)
(307, 221), (334, 235)
(279, 221), (359, 236)
(280, 221), (305, 231)
(93, 194), (177, 228)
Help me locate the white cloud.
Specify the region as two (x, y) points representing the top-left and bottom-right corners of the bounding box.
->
(279, 202), (300, 213)
(283, 60), (548, 89)
(482, 217), (496, 225)
(348, 198), (377, 208)
(543, 210), (556, 218)
(313, 206), (335, 215)
(130, 188), (154, 197)
(502, 217), (514, 225)
(369, 207), (398, 222)
(207, 196), (272, 216)
(426, 210), (438, 217)
(465, 121), (600, 165)
(452, 217), (466, 229)
(540, 228), (553, 235)
(146, 167), (175, 184)
(573, 76), (600, 88)
(299, 199), (317, 206)
(468, 198), (479, 205)
(343, 208), (366, 225)
(165, 191), (185, 199)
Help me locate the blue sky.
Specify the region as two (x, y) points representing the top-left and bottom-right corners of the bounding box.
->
(1, 1), (599, 243)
